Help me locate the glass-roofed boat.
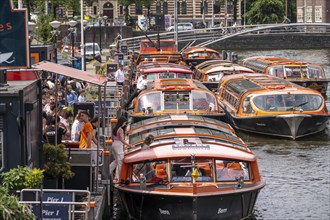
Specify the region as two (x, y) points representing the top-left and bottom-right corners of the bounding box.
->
(217, 73), (329, 139)
(115, 115), (265, 220)
(130, 78), (224, 122)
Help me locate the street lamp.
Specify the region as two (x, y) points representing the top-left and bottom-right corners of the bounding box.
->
(103, 15), (108, 53)
(81, 19), (88, 71)
(28, 21), (37, 67)
(49, 20), (61, 63)
(68, 20), (77, 67)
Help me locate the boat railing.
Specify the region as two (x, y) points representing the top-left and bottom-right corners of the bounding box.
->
(20, 189), (91, 220)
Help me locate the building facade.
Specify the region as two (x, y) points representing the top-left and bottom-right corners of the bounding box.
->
(85, 0), (242, 27)
(296, 0), (330, 23)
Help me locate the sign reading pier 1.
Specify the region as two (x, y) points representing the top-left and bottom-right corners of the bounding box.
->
(0, 0), (29, 69)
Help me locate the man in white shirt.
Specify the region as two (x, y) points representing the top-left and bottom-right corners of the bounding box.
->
(115, 65), (125, 85)
(125, 74), (147, 109)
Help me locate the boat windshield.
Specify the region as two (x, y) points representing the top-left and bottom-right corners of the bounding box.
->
(171, 158), (213, 182)
(145, 73), (192, 81)
(284, 66), (308, 78)
(137, 92), (162, 112)
(252, 94), (323, 112)
(131, 161), (168, 183)
(192, 91), (217, 110)
(137, 91), (217, 112)
(215, 160), (250, 182)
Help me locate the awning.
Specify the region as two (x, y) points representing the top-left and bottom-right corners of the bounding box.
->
(32, 61), (108, 86)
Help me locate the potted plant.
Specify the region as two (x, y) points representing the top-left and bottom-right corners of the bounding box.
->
(43, 143), (75, 188)
(0, 186), (35, 220)
(0, 166), (44, 194)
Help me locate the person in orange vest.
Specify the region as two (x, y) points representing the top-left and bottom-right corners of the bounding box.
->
(79, 110), (93, 148)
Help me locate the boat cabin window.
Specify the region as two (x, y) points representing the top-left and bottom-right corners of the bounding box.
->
(268, 66), (284, 78)
(308, 65), (323, 78)
(146, 73), (156, 80)
(171, 158), (213, 182)
(177, 73), (192, 79)
(215, 160), (250, 182)
(242, 96), (254, 113)
(137, 92), (161, 112)
(192, 91), (217, 110)
(131, 161), (168, 183)
(206, 72), (223, 82)
(252, 94), (323, 111)
(284, 66), (305, 78)
(164, 92), (190, 110)
(159, 72), (176, 79)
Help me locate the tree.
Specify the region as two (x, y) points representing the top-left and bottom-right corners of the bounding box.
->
(245, 0), (284, 24)
(118, 0), (136, 26)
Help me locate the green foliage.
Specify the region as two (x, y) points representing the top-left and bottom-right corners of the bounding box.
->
(0, 166), (44, 191)
(245, 0), (284, 24)
(0, 187), (35, 220)
(43, 144), (75, 180)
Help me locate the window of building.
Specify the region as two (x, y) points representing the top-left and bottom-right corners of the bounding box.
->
(297, 7), (303, 23)
(182, 1), (187, 14)
(163, 1), (168, 14)
(135, 4), (143, 15)
(315, 6), (322, 23)
(306, 6), (312, 23)
(93, 6), (97, 15)
(214, 3), (220, 14)
(156, 1), (161, 14)
(177, 1), (181, 15)
(119, 5), (123, 15)
(200, 1), (208, 14)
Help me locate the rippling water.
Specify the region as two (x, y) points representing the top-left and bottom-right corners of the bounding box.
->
(106, 49), (330, 220)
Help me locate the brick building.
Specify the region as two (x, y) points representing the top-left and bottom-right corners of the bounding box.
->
(296, 0), (330, 23)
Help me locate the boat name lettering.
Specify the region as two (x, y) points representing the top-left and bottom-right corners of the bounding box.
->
(159, 208), (170, 215)
(172, 144), (210, 150)
(217, 208), (228, 214)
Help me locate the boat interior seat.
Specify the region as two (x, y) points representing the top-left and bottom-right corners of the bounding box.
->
(155, 164), (167, 179)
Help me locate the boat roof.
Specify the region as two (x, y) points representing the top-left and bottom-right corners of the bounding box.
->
(128, 114), (234, 135)
(32, 61), (108, 86)
(125, 135), (254, 163)
(140, 39), (177, 53)
(138, 62), (192, 74)
(182, 46), (220, 55)
(195, 60), (233, 70)
(203, 64), (254, 74)
(150, 79), (208, 91)
(243, 56), (312, 67)
(221, 73), (312, 95)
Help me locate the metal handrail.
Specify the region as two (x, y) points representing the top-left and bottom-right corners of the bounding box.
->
(121, 23), (330, 50)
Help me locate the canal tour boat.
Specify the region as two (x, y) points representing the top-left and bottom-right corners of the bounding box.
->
(194, 62), (254, 91)
(115, 115), (265, 220)
(181, 46), (221, 66)
(242, 56), (330, 97)
(136, 62), (194, 82)
(129, 78), (224, 122)
(217, 73), (329, 139)
(128, 39), (185, 91)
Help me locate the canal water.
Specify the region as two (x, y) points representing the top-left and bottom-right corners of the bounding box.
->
(107, 49), (330, 220)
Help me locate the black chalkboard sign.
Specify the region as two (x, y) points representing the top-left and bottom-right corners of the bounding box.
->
(106, 63), (118, 75)
(115, 53), (124, 61)
(121, 46), (128, 54)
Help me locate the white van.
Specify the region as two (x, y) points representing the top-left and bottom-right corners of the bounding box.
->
(167, 23), (194, 32)
(85, 43), (101, 62)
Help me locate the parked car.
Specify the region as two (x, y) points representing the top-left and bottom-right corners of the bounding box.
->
(195, 22), (206, 29)
(85, 43), (101, 62)
(166, 23), (194, 31)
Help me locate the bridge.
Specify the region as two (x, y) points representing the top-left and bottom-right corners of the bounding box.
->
(121, 23), (330, 51)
